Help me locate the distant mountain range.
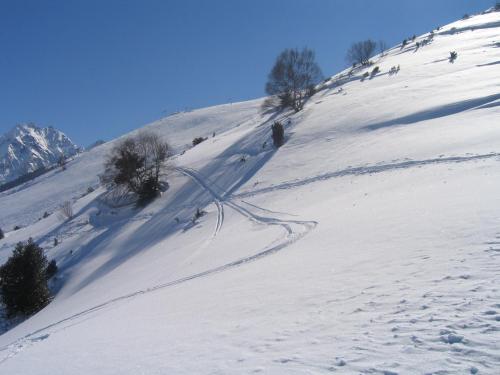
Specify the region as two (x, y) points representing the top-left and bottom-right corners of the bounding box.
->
(0, 123), (80, 186)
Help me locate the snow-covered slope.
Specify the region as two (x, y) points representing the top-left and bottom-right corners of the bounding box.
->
(0, 9), (499, 375)
(0, 123), (80, 185)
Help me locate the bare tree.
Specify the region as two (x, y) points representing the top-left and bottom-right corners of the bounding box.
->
(378, 40), (388, 56)
(346, 39), (377, 66)
(59, 201), (73, 220)
(265, 48), (323, 112)
(102, 131), (170, 204)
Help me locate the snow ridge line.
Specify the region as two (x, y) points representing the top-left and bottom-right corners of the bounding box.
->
(0, 168), (316, 363)
(233, 152), (500, 199)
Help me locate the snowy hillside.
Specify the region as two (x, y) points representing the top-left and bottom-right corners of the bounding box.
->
(0, 123), (80, 185)
(0, 9), (500, 375)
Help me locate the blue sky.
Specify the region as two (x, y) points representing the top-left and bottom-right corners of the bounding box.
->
(0, 0), (494, 146)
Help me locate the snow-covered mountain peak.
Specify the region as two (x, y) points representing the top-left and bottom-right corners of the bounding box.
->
(0, 123), (80, 185)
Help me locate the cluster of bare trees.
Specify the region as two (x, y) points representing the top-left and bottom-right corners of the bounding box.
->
(101, 132), (170, 204)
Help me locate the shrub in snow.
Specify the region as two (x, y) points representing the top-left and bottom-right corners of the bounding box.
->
(401, 39), (408, 49)
(137, 177), (161, 205)
(449, 51), (458, 63)
(101, 131), (170, 205)
(192, 137), (207, 146)
(265, 48), (323, 112)
(13, 225), (21, 231)
(43, 211), (50, 218)
(345, 40), (377, 66)
(58, 155), (67, 170)
(46, 259), (58, 279)
(192, 208), (206, 223)
(0, 239), (51, 317)
(59, 201), (73, 220)
(360, 72), (369, 81)
(496, 2), (500, 11)
(389, 65), (400, 75)
(462, 14), (470, 20)
(0, 228), (3, 240)
(370, 66), (380, 77)
(271, 121), (285, 148)
(53, 237), (58, 247)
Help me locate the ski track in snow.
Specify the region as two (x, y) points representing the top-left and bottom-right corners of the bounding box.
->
(234, 152), (500, 199)
(0, 167), (317, 364)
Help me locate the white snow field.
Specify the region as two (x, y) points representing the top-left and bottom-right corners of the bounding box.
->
(0, 10), (500, 375)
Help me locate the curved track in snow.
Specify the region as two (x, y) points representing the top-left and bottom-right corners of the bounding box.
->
(0, 167), (317, 364)
(233, 152), (500, 199)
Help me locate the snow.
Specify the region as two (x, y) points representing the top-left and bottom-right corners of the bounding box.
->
(0, 9), (500, 375)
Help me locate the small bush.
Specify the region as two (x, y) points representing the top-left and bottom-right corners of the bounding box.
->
(13, 225), (21, 231)
(462, 14), (470, 20)
(361, 72), (369, 81)
(46, 260), (58, 279)
(59, 201), (73, 220)
(0, 227), (4, 240)
(192, 208), (206, 223)
(0, 239), (51, 317)
(192, 137), (207, 146)
(53, 238), (58, 247)
(58, 155), (67, 171)
(370, 66), (380, 77)
(389, 65), (400, 75)
(449, 51), (458, 63)
(87, 186), (95, 194)
(271, 121), (284, 148)
(43, 211), (50, 218)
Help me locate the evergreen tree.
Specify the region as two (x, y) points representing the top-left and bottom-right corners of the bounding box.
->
(0, 239), (51, 317)
(271, 121), (285, 148)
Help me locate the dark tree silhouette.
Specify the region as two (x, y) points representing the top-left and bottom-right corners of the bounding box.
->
(265, 48), (323, 112)
(346, 40), (377, 65)
(271, 121), (285, 147)
(102, 132), (169, 204)
(0, 239), (51, 317)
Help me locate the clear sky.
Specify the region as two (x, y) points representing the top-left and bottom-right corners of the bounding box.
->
(0, 0), (494, 146)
